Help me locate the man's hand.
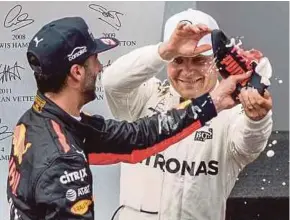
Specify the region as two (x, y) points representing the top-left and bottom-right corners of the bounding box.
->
(158, 23), (212, 61)
(238, 87), (272, 121)
(210, 73), (251, 112)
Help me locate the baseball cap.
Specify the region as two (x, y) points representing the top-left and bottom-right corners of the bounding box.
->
(27, 17), (119, 76)
(163, 9), (219, 56)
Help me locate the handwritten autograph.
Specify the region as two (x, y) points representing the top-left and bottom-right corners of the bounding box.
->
(0, 119), (13, 141)
(102, 59), (112, 69)
(4, 4), (34, 32)
(0, 62), (24, 84)
(89, 4), (124, 31)
(98, 60), (112, 80)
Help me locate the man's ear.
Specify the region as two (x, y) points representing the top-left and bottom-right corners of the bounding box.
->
(69, 64), (84, 81)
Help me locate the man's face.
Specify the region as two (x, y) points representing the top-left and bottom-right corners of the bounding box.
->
(81, 54), (103, 103)
(167, 55), (218, 99)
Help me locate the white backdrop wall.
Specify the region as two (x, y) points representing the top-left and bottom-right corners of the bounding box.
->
(0, 2), (172, 219)
(1, 1), (288, 220)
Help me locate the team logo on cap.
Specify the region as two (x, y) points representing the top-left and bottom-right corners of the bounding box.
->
(33, 37), (44, 47)
(100, 38), (117, 46)
(67, 46), (87, 61)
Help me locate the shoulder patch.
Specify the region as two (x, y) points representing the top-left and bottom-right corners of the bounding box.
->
(33, 94), (46, 113)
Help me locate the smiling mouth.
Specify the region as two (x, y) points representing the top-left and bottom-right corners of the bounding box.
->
(179, 78), (203, 84)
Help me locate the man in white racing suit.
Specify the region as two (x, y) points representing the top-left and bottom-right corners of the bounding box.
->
(103, 9), (273, 220)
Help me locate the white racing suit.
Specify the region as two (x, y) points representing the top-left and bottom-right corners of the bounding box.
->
(102, 44), (273, 220)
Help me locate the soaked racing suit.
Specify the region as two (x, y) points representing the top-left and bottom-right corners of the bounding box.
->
(102, 44), (273, 220)
(7, 90), (217, 220)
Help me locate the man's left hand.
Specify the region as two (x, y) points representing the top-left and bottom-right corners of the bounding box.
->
(238, 87), (272, 121)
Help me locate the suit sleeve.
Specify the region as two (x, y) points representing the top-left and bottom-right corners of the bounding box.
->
(226, 105), (273, 168)
(82, 93), (217, 165)
(102, 44), (166, 120)
(34, 156), (93, 220)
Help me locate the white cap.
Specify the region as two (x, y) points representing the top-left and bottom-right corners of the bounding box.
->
(163, 8), (219, 56)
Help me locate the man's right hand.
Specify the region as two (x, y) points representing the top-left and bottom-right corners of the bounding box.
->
(210, 73), (251, 113)
(158, 23), (212, 61)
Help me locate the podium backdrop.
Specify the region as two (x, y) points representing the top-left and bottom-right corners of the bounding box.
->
(0, 2), (288, 219)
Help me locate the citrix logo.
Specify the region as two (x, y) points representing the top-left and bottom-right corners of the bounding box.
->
(141, 154), (218, 176)
(60, 168), (87, 184)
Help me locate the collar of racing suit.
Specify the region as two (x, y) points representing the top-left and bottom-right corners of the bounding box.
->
(31, 91), (105, 138)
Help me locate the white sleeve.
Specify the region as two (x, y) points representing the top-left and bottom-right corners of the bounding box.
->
(226, 105), (273, 168)
(102, 43), (167, 121)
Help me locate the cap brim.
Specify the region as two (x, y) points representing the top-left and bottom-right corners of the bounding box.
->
(93, 37), (120, 54)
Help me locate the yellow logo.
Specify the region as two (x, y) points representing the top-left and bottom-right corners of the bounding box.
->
(177, 99), (192, 110)
(13, 124), (32, 164)
(71, 199), (92, 215)
(33, 94), (46, 113)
